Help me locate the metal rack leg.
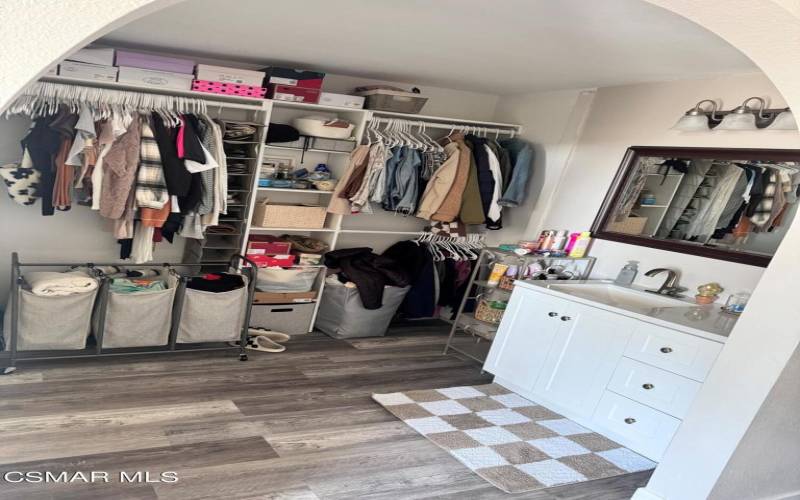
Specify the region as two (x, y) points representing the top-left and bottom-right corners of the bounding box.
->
(443, 249), (489, 356)
(3, 254), (20, 374)
(168, 278), (188, 351)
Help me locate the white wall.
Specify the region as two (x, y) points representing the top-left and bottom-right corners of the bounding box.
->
(708, 343), (800, 500)
(490, 88), (595, 245)
(504, 72), (800, 300)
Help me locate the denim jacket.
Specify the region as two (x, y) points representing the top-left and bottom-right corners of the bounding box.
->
(498, 138), (533, 207)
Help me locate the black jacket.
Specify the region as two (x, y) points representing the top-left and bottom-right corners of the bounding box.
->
(324, 247), (410, 310)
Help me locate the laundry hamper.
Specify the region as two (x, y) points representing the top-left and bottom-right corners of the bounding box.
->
(176, 257), (256, 344)
(316, 277), (410, 338)
(3, 285), (99, 351)
(96, 272), (180, 348)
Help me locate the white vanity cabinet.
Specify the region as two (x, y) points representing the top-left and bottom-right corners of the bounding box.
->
(483, 286), (567, 390)
(483, 282), (726, 461)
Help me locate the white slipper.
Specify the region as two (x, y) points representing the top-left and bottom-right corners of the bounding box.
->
(230, 336), (286, 353)
(248, 327), (291, 343)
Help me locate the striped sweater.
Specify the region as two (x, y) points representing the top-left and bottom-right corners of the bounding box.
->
(136, 120), (169, 209)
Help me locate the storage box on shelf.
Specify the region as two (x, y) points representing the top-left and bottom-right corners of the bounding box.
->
(117, 66), (194, 91)
(66, 47), (116, 66)
(196, 64), (265, 86)
(58, 61), (118, 82)
(115, 50), (195, 74)
(262, 67), (325, 89)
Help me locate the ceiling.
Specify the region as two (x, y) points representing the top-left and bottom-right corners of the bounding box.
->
(101, 0), (757, 95)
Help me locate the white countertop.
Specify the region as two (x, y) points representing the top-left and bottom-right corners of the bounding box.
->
(515, 280), (738, 342)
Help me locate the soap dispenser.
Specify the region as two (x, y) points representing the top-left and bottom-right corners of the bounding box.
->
(615, 261), (639, 286)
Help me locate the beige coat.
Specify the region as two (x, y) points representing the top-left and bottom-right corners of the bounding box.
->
(327, 145), (369, 215)
(432, 138), (470, 222)
(416, 142), (460, 220)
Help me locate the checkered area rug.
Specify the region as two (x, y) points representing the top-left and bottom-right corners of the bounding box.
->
(373, 383), (656, 493)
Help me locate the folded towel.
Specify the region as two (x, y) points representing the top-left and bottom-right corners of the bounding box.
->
(26, 271), (98, 297)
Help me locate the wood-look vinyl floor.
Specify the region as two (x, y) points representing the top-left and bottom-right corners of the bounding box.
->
(0, 321), (651, 499)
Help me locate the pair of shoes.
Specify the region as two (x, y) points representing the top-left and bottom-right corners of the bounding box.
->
(229, 328), (291, 353)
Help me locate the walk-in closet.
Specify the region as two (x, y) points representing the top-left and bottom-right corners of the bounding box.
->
(1, 2), (796, 499)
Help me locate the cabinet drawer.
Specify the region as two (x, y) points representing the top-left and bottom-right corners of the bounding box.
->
(624, 324), (722, 381)
(591, 391), (681, 460)
(608, 357), (701, 418)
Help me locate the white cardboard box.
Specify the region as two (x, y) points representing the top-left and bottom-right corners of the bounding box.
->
(58, 61), (118, 82)
(195, 64), (265, 86)
(65, 47), (116, 67)
(117, 66), (193, 90)
(319, 92), (365, 109)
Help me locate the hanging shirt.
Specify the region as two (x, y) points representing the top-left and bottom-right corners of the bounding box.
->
(484, 144), (503, 225)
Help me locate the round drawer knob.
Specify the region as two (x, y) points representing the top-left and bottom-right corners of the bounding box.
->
(660, 347), (673, 353)
(560, 316), (571, 321)
(624, 417), (636, 424)
(642, 383), (655, 390)
(548, 312), (559, 317)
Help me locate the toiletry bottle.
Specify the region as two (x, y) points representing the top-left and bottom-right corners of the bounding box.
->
(551, 230), (568, 252)
(568, 232), (592, 258)
(538, 231), (555, 253)
(615, 261), (638, 286)
(564, 232), (580, 254)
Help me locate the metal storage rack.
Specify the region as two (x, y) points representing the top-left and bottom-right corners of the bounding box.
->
(0, 253), (257, 374)
(443, 247), (596, 364)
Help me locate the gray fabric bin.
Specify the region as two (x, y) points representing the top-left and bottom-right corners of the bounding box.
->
(3, 288), (98, 351)
(98, 275), (179, 348)
(177, 275), (249, 343)
(316, 280), (409, 338)
(250, 302), (315, 335)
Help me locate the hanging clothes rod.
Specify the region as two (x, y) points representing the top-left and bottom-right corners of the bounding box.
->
(370, 116), (520, 136)
(4, 80), (261, 118)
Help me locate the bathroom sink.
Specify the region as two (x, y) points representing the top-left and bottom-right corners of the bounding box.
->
(545, 282), (692, 310)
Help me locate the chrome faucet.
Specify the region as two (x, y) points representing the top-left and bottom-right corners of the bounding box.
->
(644, 268), (687, 297)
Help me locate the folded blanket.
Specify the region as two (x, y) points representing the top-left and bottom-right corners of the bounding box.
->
(26, 271), (98, 297)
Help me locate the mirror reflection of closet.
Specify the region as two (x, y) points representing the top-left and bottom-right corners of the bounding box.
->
(593, 147), (800, 266)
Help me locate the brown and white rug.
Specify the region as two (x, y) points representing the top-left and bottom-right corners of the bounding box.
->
(373, 383), (655, 493)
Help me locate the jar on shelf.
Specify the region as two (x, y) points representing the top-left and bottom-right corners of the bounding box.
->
(474, 289), (509, 324)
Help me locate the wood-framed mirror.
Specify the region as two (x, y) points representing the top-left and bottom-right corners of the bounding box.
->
(591, 146), (800, 267)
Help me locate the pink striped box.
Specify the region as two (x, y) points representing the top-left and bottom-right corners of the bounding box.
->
(192, 80), (267, 98)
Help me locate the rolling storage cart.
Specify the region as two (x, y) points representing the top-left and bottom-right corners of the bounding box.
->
(0, 253), (257, 374)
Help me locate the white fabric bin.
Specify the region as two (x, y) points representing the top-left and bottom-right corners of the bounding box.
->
(250, 302), (315, 335)
(257, 267), (319, 293)
(97, 274), (179, 348)
(316, 279), (409, 338)
(177, 276), (249, 343)
(3, 288), (98, 350)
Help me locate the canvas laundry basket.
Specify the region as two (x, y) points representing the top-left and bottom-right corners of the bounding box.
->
(3, 287), (99, 350)
(97, 274), (180, 348)
(316, 277), (409, 338)
(177, 274), (250, 343)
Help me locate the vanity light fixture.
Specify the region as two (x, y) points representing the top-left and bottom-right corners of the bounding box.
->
(673, 96), (789, 132)
(767, 108), (798, 130)
(717, 97), (773, 130)
(671, 99), (720, 131)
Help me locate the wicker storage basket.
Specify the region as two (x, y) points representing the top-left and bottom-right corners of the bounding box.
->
(252, 200), (327, 229)
(607, 216), (648, 235)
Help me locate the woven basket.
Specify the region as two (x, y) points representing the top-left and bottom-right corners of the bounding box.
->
(252, 200), (327, 229)
(607, 216), (648, 235)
